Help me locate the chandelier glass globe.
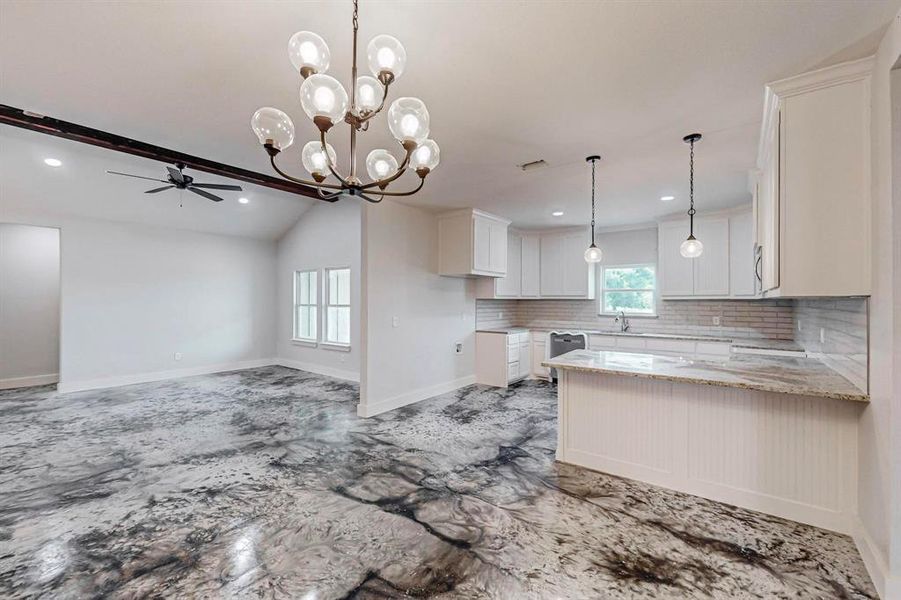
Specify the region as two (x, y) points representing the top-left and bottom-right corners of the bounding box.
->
(409, 139), (440, 171)
(288, 31), (330, 74)
(387, 97), (429, 144)
(301, 141), (337, 177)
(251, 107), (295, 151)
(355, 76), (382, 112)
(680, 236), (704, 258)
(367, 35), (407, 80)
(365, 149), (399, 181)
(584, 244), (603, 263)
(299, 74), (349, 124)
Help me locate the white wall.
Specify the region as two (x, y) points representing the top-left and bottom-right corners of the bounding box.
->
(360, 200), (475, 417)
(857, 11), (901, 599)
(276, 199), (361, 381)
(0, 224), (60, 387)
(3, 214), (277, 392)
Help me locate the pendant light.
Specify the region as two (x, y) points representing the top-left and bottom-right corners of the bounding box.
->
(680, 133), (704, 258)
(584, 155), (603, 263)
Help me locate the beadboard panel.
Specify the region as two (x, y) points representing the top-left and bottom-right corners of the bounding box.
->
(794, 297), (868, 392)
(557, 370), (860, 534)
(477, 298), (795, 340)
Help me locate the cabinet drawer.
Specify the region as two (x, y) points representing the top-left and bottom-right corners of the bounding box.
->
(645, 339), (695, 356)
(695, 342), (731, 357)
(616, 337), (647, 351)
(589, 335), (617, 350)
(507, 344), (519, 363)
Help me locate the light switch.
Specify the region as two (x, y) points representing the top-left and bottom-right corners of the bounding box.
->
(392, 316), (399, 328)
(712, 316), (721, 326)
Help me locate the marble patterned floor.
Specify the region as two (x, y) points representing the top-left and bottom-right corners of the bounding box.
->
(0, 366), (876, 599)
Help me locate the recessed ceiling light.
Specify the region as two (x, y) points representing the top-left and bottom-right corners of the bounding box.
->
(43, 158), (62, 167)
(238, 197), (250, 204)
(551, 210), (564, 217)
(660, 195), (675, 201)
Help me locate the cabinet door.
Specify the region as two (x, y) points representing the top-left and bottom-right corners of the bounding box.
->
(488, 221), (507, 274)
(693, 217), (730, 296)
(729, 211), (755, 296)
(495, 232), (521, 296)
(473, 217), (491, 272)
(521, 235), (540, 297)
(518, 342), (531, 378)
(658, 221), (694, 296)
(759, 109), (780, 292)
(562, 230), (590, 296)
(532, 341), (548, 378)
(540, 234), (564, 296)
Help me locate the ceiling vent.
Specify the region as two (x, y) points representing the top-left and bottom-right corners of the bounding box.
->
(518, 159), (548, 172)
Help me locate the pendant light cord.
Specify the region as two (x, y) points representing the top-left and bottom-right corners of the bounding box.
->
(590, 158), (596, 245)
(688, 138), (695, 236)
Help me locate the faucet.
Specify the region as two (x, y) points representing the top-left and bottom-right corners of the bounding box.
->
(615, 311), (630, 333)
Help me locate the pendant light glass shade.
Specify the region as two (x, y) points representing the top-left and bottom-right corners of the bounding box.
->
(251, 107), (295, 151)
(299, 74), (349, 124)
(301, 141), (337, 177)
(367, 34), (407, 80)
(680, 236), (704, 258)
(409, 139), (440, 171)
(355, 76), (382, 112)
(584, 244), (602, 263)
(365, 148), (399, 180)
(387, 97), (430, 143)
(288, 31), (331, 74)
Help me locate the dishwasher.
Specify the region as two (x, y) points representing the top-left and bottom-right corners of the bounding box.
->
(547, 331), (588, 383)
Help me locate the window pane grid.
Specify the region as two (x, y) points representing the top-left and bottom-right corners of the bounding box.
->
(293, 270), (318, 341)
(324, 268), (351, 346)
(599, 265), (656, 316)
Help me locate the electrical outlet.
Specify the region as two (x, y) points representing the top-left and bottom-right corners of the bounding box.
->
(819, 328), (825, 344)
(173, 352), (183, 361)
(712, 316), (721, 326)
(498, 312), (503, 319)
(392, 316), (399, 328)
(455, 342), (463, 354)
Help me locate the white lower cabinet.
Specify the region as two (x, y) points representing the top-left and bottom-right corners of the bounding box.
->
(475, 331), (531, 388)
(588, 334), (730, 359)
(532, 338), (549, 379)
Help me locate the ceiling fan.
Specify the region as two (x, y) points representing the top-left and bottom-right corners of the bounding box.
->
(106, 162), (243, 202)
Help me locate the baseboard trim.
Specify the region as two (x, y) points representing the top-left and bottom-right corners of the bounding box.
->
(57, 359), (277, 393)
(852, 515), (893, 599)
(274, 358), (360, 383)
(357, 375), (476, 418)
(0, 373), (59, 390)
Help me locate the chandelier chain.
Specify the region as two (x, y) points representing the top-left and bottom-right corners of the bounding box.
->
(353, 0), (359, 33)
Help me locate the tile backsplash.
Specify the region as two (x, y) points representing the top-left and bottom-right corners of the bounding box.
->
(477, 298), (796, 340)
(795, 298), (868, 392)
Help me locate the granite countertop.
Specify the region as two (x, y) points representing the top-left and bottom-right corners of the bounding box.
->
(542, 349), (868, 403)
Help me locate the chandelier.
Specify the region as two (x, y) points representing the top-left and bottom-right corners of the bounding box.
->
(250, 0), (439, 203)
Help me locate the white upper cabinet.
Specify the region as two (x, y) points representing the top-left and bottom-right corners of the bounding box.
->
(520, 234), (540, 297)
(492, 231), (522, 297)
(539, 234), (565, 295)
(658, 210), (750, 299)
(755, 57), (872, 297)
(730, 210), (755, 297)
(658, 220), (695, 296)
(693, 217), (730, 296)
(540, 228), (595, 298)
(438, 209), (511, 277)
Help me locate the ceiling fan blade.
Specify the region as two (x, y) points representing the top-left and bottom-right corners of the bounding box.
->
(144, 185), (175, 194)
(107, 170), (168, 183)
(166, 166), (185, 183)
(190, 183), (243, 191)
(188, 187), (223, 202)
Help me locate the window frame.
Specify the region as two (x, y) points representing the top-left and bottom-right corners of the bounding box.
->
(322, 266), (352, 350)
(292, 269), (319, 345)
(598, 263), (658, 317)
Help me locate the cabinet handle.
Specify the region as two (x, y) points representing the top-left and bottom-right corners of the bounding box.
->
(755, 254), (763, 283)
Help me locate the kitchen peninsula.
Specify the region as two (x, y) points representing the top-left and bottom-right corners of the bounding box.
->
(544, 348), (868, 535)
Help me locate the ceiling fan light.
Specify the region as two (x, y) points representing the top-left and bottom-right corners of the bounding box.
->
(584, 244), (603, 264)
(680, 236), (704, 258)
(409, 139), (440, 171)
(301, 140), (337, 177)
(251, 107), (295, 150)
(288, 31), (330, 75)
(299, 74), (349, 123)
(367, 34), (406, 80)
(366, 148), (399, 180)
(387, 97), (429, 143)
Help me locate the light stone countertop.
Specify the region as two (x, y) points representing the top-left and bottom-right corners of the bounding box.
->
(542, 349), (868, 403)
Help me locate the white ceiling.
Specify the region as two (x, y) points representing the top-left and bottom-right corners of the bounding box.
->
(0, 127), (315, 240)
(1, 0), (898, 233)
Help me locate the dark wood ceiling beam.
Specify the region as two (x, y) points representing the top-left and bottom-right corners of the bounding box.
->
(0, 104), (322, 200)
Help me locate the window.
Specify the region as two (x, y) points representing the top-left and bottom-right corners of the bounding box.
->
(293, 270), (317, 342)
(324, 267), (351, 346)
(600, 264), (656, 316)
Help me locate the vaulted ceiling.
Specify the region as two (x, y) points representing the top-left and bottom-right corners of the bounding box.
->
(1, 0), (898, 236)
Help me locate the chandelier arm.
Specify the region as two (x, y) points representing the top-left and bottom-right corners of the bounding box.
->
(268, 154), (344, 190)
(358, 192), (384, 203)
(358, 143), (414, 190)
(319, 130), (352, 186)
(372, 178), (425, 197)
(317, 187), (344, 201)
